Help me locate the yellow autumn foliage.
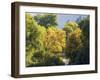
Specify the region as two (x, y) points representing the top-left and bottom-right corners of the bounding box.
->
(44, 27), (66, 53)
(68, 28), (82, 52)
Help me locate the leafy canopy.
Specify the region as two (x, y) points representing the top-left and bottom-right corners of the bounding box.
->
(34, 13), (57, 28)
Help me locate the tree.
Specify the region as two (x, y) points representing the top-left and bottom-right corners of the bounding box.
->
(63, 17), (90, 65)
(65, 28), (83, 64)
(45, 27), (66, 53)
(34, 14), (57, 28)
(26, 13), (66, 66)
(63, 21), (80, 47)
(63, 21), (79, 34)
(26, 13), (46, 66)
(63, 21), (83, 64)
(68, 28), (82, 52)
(43, 27), (66, 66)
(77, 16), (90, 64)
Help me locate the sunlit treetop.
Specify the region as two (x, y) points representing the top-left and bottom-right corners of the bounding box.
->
(63, 21), (79, 33)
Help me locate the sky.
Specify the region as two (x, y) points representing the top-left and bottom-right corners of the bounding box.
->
(57, 14), (88, 29)
(28, 12), (88, 29)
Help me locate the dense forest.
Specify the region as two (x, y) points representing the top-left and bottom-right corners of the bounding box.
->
(26, 13), (89, 67)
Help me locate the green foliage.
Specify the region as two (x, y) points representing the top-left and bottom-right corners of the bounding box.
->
(26, 13), (46, 66)
(26, 13), (66, 67)
(26, 13), (89, 66)
(68, 28), (82, 52)
(63, 21), (79, 33)
(63, 21), (83, 64)
(34, 13), (57, 28)
(63, 21), (82, 51)
(77, 17), (90, 64)
(65, 17), (89, 64)
(45, 27), (66, 53)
